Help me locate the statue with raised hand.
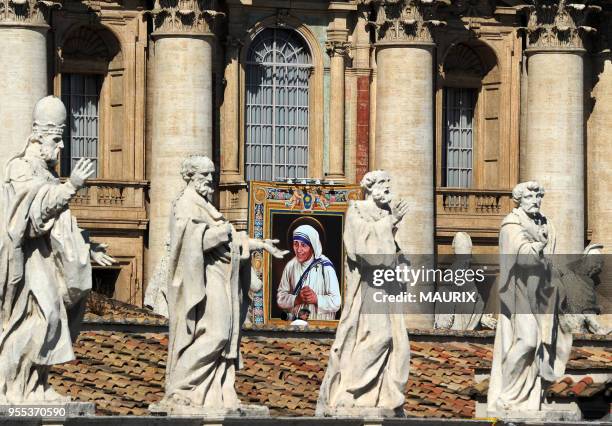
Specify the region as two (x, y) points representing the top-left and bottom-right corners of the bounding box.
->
(0, 96), (115, 404)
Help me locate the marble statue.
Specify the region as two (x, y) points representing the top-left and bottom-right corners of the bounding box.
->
(558, 244), (610, 335)
(143, 238), (170, 317)
(434, 232), (487, 330)
(150, 155), (288, 416)
(487, 181), (574, 420)
(0, 96), (115, 404)
(316, 170), (410, 418)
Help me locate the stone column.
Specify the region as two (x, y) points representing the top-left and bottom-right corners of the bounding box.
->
(589, 15), (612, 252)
(373, 0), (444, 328)
(520, 1), (600, 253)
(588, 16), (612, 329)
(0, 0), (56, 172)
(326, 39), (350, 180)
(373, 0), (443, 255)
(147, 1), (222, 280)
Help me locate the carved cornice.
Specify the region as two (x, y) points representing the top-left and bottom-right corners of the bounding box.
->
(520, 0), (601, 51)
(325, 40), (352, 58)
(0, 0), (59, 27)
(370, 0), (446, 45)
(151, 0), (224, 36)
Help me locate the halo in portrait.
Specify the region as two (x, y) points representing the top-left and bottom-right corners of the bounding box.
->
(286, 216), (327, 252)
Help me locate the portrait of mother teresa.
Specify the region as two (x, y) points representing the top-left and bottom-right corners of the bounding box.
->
(276, 224), (341, 321)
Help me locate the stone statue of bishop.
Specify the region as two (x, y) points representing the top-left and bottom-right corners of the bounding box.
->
(0, 96), (115, 404)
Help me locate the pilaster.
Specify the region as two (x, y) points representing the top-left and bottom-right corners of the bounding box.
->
(326, 38), (351, 180)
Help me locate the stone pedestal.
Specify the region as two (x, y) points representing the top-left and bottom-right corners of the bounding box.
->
(146, 4), (220, 280)
(488, 402), (582, 422)
(0, 401), (96, 417)
(522, 49), (585, 254)
(149, 402), (269, 418)
(0, 3), (53, 174)
(317, 406), (402, 418)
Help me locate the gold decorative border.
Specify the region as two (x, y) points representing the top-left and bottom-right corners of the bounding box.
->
(248, 181), (362, 326)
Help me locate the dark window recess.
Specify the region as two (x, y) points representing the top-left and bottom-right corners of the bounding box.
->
(92, 267), (120, 299)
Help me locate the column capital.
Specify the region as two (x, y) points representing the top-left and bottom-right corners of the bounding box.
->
(370, 0), (446, 46)
(520, 1), (601, 52)
(151, 0), (224, 37)
(0, 0), (59, 27)
(326, 40), (352, 58)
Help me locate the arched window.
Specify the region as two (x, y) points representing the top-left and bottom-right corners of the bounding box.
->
(245, 28), (312, 181)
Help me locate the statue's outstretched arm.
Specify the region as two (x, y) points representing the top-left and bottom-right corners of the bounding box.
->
(249, 238), (289, 259)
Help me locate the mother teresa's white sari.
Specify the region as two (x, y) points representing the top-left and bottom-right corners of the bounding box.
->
(277, 255), (341, 320)
(276, 224), (341, 321)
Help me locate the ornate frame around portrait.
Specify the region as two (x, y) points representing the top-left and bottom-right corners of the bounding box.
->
(248, 181), (362, 327)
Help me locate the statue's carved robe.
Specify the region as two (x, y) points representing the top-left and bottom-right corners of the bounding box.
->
(162, 186), (255, 409)
(0, 157), (91, 402)
(316, 200), (410, 415)
(487, 208), (572, 413)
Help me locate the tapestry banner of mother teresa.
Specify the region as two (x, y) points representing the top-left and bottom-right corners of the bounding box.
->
(248, 181), (362, 327)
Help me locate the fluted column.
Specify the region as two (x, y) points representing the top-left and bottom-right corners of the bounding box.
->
(520, 1), (600, 253)
(0, 0), (57, 173)
(147, 0), (222, 280)
(373, 0), (443, 254)
(373, 0), (444, 328)
(326, 40), (350, 180)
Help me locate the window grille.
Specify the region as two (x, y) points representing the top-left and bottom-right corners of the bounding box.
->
(245, 28), (311, 181)
(61, 74), (101, 177)
(443, 87), (476, 188)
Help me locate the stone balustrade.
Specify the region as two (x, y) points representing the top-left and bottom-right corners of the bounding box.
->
(435, 188), (512, 238)
(65, 179), (149, 230)
(436, 188), (512, 215)
(69, 179), (147, 208)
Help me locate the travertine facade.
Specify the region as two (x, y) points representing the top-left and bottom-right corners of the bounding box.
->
(0, 0), (610, 324)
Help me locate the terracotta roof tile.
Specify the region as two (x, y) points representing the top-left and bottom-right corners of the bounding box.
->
(84, 292), (167, 326)
(47, 298), (612, 418)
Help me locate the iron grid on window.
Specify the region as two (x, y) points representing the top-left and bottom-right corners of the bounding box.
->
(443, 87), (476, 188)
(61, 74), (101, 178)
(245, 28), (311, 181)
